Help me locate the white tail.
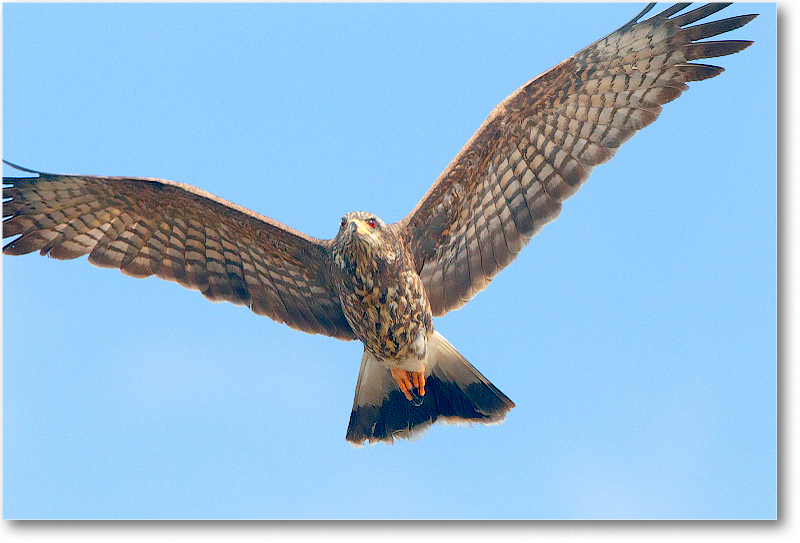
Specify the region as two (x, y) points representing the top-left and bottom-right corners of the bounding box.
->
(346, 330), (514, 445)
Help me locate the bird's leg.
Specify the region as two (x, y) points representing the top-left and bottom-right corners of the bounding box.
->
(391, 368), (426, 405)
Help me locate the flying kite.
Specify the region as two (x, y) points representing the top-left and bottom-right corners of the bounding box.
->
(2, 3), (756, 445)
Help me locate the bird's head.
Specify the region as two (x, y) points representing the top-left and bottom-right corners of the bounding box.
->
(333, 211), (397, 267)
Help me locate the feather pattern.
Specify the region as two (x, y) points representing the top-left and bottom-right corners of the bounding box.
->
(2, 4), (756, 444)
(347, 331), (514, 445)
(395, 3), (756, 317)
(2, 169), (355, 339)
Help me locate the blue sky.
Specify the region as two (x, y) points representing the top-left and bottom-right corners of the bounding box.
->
(2, 2), (776, 520)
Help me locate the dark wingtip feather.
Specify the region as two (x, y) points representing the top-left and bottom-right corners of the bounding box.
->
(3, 160), (45, 175)
(677, 63), (726, 82)
(683, 14), (759, 42)
(622, 2), (659, 28)
(682, 40), (755, 61)
(2, 240), (26, 256)
(653, 2), (694, 21)
(669, 3), (731, 27)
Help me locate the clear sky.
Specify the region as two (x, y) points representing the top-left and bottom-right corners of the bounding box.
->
(2, 2), (776, 520)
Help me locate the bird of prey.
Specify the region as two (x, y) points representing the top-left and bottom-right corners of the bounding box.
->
(2, 3), (756, 445)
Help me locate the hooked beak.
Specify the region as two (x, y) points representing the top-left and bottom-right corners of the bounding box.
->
(348, 219), (371, 237)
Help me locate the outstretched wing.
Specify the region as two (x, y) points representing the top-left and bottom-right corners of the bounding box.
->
(2, 163), (355, 340)
(394, 2), (756, 317)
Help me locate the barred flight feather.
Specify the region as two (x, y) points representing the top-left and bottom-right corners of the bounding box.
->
(3, 171), (355, 340)
(397, 3), (756, 317)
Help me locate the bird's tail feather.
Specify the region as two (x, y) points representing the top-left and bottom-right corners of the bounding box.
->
(345, 330), (514, 446)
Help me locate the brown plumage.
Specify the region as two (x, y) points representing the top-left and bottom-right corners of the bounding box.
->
(2, 3), (756, 445)
(331, 212), (432, 364)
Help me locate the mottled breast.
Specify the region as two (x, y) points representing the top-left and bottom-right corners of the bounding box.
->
(341, 267), (432, 364)
(329, 213), (433, 365)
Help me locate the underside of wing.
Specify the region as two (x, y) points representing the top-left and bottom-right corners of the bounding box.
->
(395, 2), (756, 317)
(2, 162), (355, 340)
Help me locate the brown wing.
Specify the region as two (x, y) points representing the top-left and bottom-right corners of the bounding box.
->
(2, 163), (355, 340)
(394, 2), (756, 317)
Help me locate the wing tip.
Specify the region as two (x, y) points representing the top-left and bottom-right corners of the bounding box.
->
(3, 160), (45, 175)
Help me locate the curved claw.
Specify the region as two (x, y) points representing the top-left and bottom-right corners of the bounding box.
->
(391, 368), (426, 403)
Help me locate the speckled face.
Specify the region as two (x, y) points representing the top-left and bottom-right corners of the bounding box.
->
(337, 211), (383, 244)
(333, 211), (396, 272)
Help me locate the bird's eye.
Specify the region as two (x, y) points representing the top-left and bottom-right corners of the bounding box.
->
(340, 217), (347, 229)
(367, 218), (377, 228)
